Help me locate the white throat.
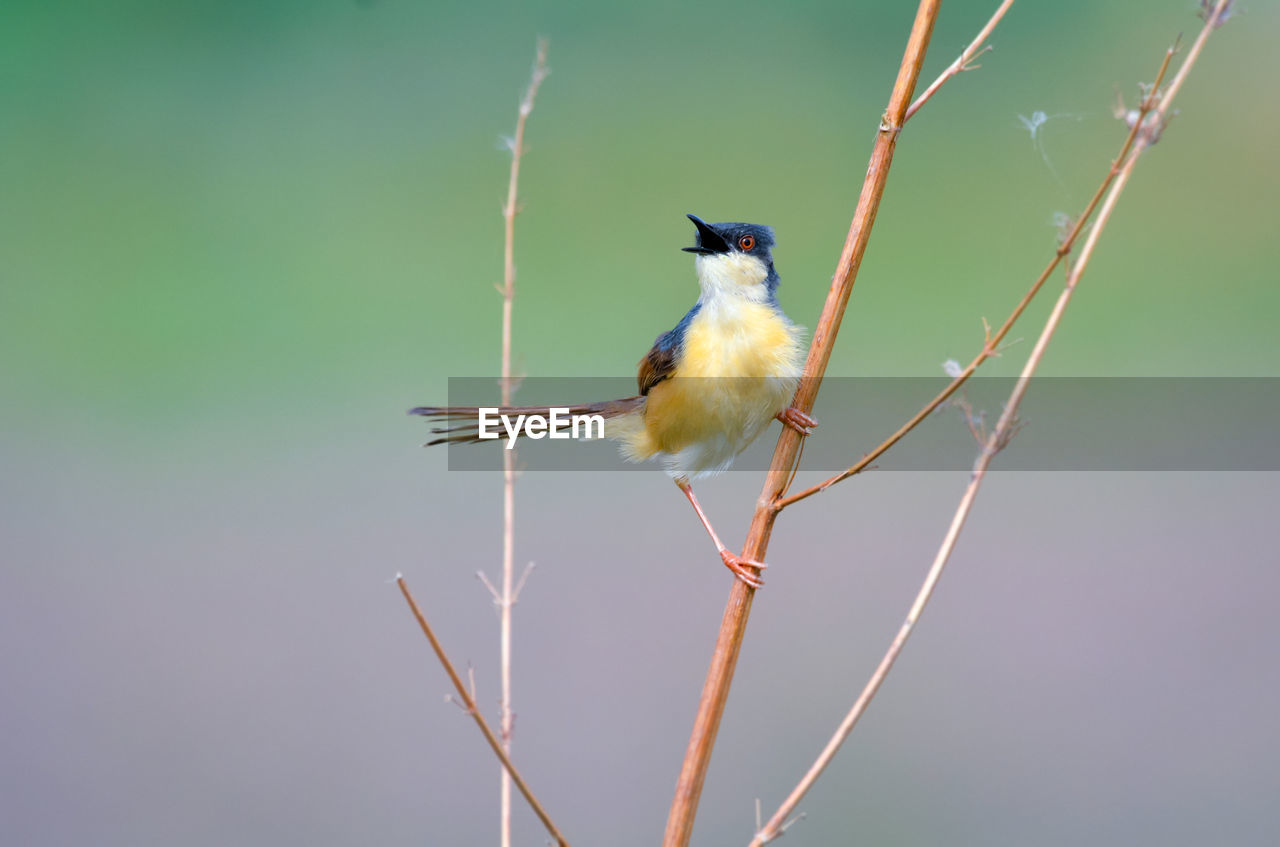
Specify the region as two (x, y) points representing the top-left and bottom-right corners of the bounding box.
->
(694, 252), (771, 305)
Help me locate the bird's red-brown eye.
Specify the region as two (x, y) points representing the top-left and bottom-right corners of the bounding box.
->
(739, 235), (755, 251)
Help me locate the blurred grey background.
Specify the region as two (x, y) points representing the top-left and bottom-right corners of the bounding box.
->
(2, 1), (1278, 845)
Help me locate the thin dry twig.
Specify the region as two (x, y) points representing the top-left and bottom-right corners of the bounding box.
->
(660, 4), (944, 846)
(496, 38), (549, 847)
(477, 569), (501, 605)
(773, 39), (1176, 512)
(512, 561), (536, 604)
(753, 7), (1228, 839)
(905, 0), (1017, 123)
(396, 576), (569, 846)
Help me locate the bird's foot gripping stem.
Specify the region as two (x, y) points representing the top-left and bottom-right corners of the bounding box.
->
(776, 406), (818, 436)
(677, 477), (769, 590)
(720, 550), (767, 589)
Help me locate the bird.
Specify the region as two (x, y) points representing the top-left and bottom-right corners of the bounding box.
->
(410, 213), (816, 588)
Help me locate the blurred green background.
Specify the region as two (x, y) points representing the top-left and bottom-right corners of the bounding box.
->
(3, 1), (1278, 845)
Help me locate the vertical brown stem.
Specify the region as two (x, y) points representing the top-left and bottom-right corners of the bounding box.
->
(498, 39), (548, 847)
(661, 4), (941, 845)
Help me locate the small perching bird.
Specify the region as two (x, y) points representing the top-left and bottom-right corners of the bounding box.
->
(411, 214), (814, 587)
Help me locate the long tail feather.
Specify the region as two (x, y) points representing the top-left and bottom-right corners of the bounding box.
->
(409, 397), (644, 446)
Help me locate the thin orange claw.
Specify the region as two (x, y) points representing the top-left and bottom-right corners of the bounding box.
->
(721, 550), (766, 589)
(777, 406), (818, 436)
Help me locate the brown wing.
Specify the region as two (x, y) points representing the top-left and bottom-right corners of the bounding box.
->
(637, 304), (699, 395)
(637, 337), (677, 396)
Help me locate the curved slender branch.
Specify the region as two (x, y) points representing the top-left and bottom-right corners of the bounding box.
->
(397, 576), (569, 847)
(773, 39), (1178, 512)
(753, 7), (1229, 839)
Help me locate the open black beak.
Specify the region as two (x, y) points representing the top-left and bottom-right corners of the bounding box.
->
(682, 213), (730, 255)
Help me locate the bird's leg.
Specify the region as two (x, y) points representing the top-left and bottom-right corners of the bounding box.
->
(776, 406), (818, 436)
(675, 478), (766, 589)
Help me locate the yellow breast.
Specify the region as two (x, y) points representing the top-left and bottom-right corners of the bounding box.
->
(635, 300), (803, 460)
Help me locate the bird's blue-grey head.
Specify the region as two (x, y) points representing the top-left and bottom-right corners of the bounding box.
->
(682, 213), (780, 300)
